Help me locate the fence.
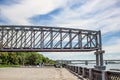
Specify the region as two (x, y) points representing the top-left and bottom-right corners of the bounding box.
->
(66, 65), (120, 80)
(105, 71), (120, 80)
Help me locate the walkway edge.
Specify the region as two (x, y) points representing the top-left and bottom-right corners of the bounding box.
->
(66, 68), (86, 80)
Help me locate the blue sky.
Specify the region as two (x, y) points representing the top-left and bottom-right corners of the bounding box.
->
(0, 0), (120, 60)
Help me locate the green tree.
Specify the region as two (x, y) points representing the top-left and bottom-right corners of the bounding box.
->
(48, 59), (55, 64)
(0, 52), (8, 64)
(26, 53), (38, 65)
(35, 53), (43, 64)
(8, 52), (19, 65)
(16, 52), (26, 65)
(43, 57), (49, 64)
(0, 58), (2, 64)
(0, 52), (55, 66)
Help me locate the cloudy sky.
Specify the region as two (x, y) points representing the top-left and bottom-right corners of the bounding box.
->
(0, 0), (120, 60)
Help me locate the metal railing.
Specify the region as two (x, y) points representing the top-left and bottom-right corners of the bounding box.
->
(105, 71), (120, 80)
(79, 67), (83, 75)
(84, 68), (89, 79)
(66, 65), (120, 80)
(91, 69), (102, 80)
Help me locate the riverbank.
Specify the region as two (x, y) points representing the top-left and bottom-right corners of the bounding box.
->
(0, 67), (79, 80)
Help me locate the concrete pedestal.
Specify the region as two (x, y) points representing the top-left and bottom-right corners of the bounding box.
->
(94, 66), (106, 70)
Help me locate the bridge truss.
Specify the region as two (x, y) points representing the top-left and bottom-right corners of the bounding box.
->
(0, 25), (102, 52)
(0, 25), (105, 70)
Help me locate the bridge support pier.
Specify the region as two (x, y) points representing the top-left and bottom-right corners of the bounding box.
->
(85, 61), (88, 65)
(94, 50), (106, 70)
(105, 60), (108, 65)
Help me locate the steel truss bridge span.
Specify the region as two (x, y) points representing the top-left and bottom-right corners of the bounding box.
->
(0, 25), (102, 52)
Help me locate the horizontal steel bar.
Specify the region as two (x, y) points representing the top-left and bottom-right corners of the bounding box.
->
(0, 25), (98, 32)
(0, 48), (98, 52)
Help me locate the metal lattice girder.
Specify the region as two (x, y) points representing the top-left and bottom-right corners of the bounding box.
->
(0, 25), (102, 52)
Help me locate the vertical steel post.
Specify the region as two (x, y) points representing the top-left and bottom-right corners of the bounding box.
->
(11, 28), (13, 49)
(15, 30), (18, 48)
(95, 50), (105, 70)
(99, 31), (105, 69)
(99, 31), (104, 67)
(78, 31), (81, 48)
(99, 31), (102, 50)
(95, 32), (98, 48)
(100, 52), (103, 66)
(60, 30), (62, 49)
(87, 33), (89, 48)
(95, 51), (99, 66)
(30, 28), (33, 49)
(50, 28), (53, 49)
(6, 30), (9, 48)
(1, 27), (4, 49)
(41, 28), (44, 49)
(20, 28), (23, 49)
(33, 30), (35, 48)
(90, 33), (92, 48)
(69, 30), (72, 48)
(24, 30), (26, 48)
(80, 31), (82, 48)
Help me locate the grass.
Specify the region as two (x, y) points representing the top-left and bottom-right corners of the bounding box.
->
(0, 64), (20, 68)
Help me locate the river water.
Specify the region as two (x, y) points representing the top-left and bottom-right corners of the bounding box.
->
(73, 64), (120, 70)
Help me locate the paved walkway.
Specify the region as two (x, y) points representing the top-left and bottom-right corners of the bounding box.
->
(0, 67), (80, 80)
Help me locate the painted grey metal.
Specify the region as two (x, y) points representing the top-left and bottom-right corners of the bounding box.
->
(94, 50), (105, 70)
(0, 25), (101, 52)
(95, 52), (99, 66)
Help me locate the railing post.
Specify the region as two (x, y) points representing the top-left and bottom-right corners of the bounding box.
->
(73, 66), (75, 72)
(78, 67), (80, 74)
(75, 66), (77, 73)
(80, 67), (83, 75)
(102, 70), (106, 80)
(89, 68), (92, 80)
(71, 66), (73, 71)
(72, 66), (74, 71)
(82, 68), (85, 77)
(75, 66), (76, 73)
(76, 66), (78, 73)
(75, 66), (76, 72)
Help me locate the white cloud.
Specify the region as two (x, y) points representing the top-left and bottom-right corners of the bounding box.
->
(0, 0), (120, 34)
(103, 38), (120, 54)
(0, 0), (67, 24)
(50, 0), (120, 34)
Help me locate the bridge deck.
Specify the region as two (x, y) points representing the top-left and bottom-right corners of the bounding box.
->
(0, 67), (80, 80)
